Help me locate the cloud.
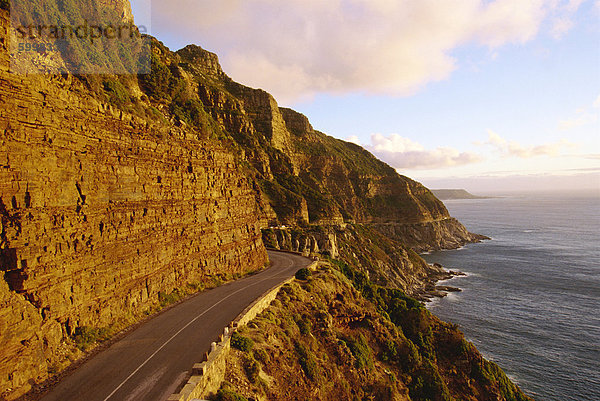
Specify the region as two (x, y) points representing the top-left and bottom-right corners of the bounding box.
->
(148, 0), (579, 102)
(549, 0), (585, 38)
(558, 113), (598, 130)
(346, 135), (361, 145)
(364, 133), (483, 170)
(566, 167), (600, 172)
(484, 130), (577, 157)
(419, 171), (600, 193)
(558, 94), (600, 129)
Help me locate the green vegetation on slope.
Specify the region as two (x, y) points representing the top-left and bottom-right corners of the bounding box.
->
(11, 0), (148, 73)
(92, 35), (453, 227)
(221, 263), (532, 401)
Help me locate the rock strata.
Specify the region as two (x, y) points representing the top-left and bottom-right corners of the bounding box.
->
(0, 10), (266, 399)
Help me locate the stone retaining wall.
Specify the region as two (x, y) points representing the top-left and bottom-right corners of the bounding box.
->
(168, 260), (318, 401)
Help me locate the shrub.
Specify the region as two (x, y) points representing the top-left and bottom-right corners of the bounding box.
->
(139, 54), (173, 100)
(381, 339), (399, 363)
(169, 99), (205, 126)
(410, 361), (453, 401)
(346, 334), (373, 370)
(231, 332), (254, 352)
(72, 326), (110, 351)
(243, 355), (260, 383)
(296, 317), (312, 335)
(253, 347), (270, 364)
(103, 79), (130, 106)
(214, 388), (248, 401)
(295, 268), (312, 280)
(480, 360), (532, 401)
(295, 343), (319, 381)
(158, 289), (184, 307)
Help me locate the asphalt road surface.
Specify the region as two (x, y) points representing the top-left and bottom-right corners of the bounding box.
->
(40, 250), (311, 401)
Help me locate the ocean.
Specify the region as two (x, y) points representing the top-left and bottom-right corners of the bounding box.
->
(422, 191), (600, 401)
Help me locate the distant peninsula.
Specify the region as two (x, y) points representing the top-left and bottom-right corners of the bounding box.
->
(432, 189), (492, 200)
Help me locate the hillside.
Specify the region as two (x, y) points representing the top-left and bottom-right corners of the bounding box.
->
(1, 1), (496, 399)
(432, 189), (491, 200)
(219, 262), (532, 401)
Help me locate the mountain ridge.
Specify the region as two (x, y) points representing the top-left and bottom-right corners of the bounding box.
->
(432, 189), (493, 200)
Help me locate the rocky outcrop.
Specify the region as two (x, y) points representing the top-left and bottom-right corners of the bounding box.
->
(176, 45), (227, 82)
(226, 84), (295, 156)
(262, 224), (464, 297)
(98, 0), (134, 22)
(263, 227), (339, 258)
(372, 218), (488, 253)
(279, 107), (313, 137)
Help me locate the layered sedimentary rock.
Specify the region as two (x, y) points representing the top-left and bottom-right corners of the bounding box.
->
(371, 218), (488, 253)
(0, 10), (267, 398)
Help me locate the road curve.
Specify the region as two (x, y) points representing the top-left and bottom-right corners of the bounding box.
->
(39, 250), (311, 401)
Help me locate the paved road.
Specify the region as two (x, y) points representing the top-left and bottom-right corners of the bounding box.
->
(40, 250), (310, 401)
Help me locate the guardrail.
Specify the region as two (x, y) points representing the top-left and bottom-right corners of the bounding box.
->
(168, 259), (318, 401)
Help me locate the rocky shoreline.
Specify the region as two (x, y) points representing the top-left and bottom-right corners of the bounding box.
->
(417, 262), (467, 302)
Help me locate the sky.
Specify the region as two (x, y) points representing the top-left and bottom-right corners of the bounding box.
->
(130, 0), (600, 194)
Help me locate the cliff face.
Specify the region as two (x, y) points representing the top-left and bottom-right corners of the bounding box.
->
(0, 10), (267, 399)
(177, 47), (484, 296)
(262, 224), (458, 296)
(175, 46), (480, 250)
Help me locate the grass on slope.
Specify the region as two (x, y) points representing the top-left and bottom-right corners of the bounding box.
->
(219, 262), (533, 401)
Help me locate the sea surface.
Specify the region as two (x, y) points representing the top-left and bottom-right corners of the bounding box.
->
(422, 191), (600, 401)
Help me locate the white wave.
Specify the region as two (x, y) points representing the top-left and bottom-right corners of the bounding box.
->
(444, 292), (460, 302)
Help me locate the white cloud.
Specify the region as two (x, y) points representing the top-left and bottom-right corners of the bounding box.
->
(346, 135), (361, 145)
(549, 0), (585, 38)
(419, 171), (600, 193)
(149, 0), (581, 102)
(558, 94), (600, 129)
(471, 0), (546, 47)
(486, 130), (507, 146)
(364, 133), (483, 170)
(484, 130), (577, 157)
(551, 17), (574, 37)
(559, 113), (598, 130)
(370, 134), (425, 153)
